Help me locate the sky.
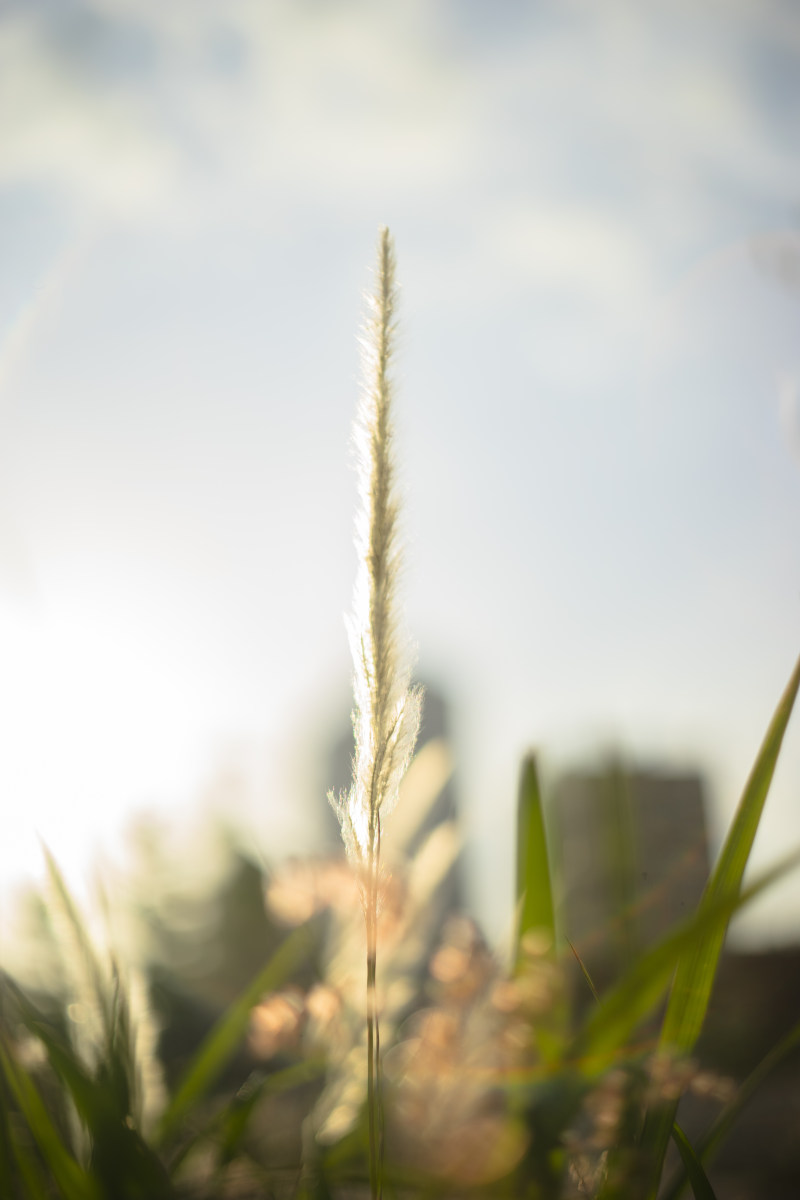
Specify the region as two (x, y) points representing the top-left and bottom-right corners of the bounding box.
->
(0, 0), (800, 946)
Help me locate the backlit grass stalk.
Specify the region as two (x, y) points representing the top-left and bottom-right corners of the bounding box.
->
(329, 228), (422, 1199)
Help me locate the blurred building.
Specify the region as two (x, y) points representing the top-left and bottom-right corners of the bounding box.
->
(679, 947), (800, 1200)
(551, 763), (710, 991)
(550, 760), (800, 1197)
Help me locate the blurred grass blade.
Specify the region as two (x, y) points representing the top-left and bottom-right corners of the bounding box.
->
(514, 755), (567, 1062)
(662, 1015), (800, 1200)
(170, 1058), (326, 1175)
(217, 1062), (321, 1167)
(18, 1006), (172, 1195)
(660, 653), (800, 1054)
(0, 1069), (50, 1200)
(9, 1140), (49, 1200)
(7, 977), (102, 1107)
(42, 847), (111, 1041)
(156, 924), (312, 1147)
(514, 755), (556, 966)
(0, 1079), (18, 1197)
(572, 844), (800, 1067)
(643, 654), (800, 1195)
(567, 938), (600, 1004)
(572, 912), (707, 1068)
(8, 974), (117, 1127)
(671, 1123), (717, 1200)
(38, 857), (143, 1133)
(0, 1038), (101, 1200)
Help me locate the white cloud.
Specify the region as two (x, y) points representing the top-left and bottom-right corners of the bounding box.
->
(486, 202), (650, 305)
(0, 0), (477, 223)
(0, 10), (180, 217)
(2, 0), (799, 256)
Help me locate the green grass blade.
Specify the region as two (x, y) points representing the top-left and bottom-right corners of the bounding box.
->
(42, 848), (112, 1044)
(38, 858), (143, 1135)
(660, 653), (800, 1054)
(155, 924), (312, 1147)
(0, 1070), (51, 1200)
(0, 1077), (19, 1197)
(21, 1010), (172, 1195)
(572, 845), (800, 1068)
(567, 938), (600, 1004)
(9, 1142), (50, 1200)
(514, 755), (556, 968)
(662, 1015), (800, 1200)
(514, 755), (567, 1062)
(8, 976), (117, 1126)
(642, 654), (800, 1196)
(671, 1123), (717, 1200)
(169, 1058), (326, 1175)
(0, 980), (69, 1199)
(218, 1058), (324, 1163)
(0, 1038), (101, 1200)
(572, 913), (709, 1068)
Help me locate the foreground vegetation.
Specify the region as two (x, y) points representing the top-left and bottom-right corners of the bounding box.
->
(0, 232), (798, 1199)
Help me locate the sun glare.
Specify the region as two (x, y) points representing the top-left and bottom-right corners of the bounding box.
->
(0, 593), (211, 894)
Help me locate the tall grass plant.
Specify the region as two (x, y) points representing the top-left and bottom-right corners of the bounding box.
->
(0, 232), (797, 1199)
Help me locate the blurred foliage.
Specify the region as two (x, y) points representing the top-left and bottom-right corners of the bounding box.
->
(0, 656), (797, 1197)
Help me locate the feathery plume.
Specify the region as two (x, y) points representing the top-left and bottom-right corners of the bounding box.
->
(330, 227), (422, 875)
(329, 227), (422, 1200)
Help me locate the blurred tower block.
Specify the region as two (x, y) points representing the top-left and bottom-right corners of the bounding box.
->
(552, 764), (710, 992)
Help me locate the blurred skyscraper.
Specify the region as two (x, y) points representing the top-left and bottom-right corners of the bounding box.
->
(551, 764), (710, 991)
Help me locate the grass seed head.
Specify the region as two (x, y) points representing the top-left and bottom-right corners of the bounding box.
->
(329, 227), (422, 873)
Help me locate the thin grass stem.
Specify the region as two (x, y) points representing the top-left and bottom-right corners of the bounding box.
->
(328, 228), (421, 1199)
